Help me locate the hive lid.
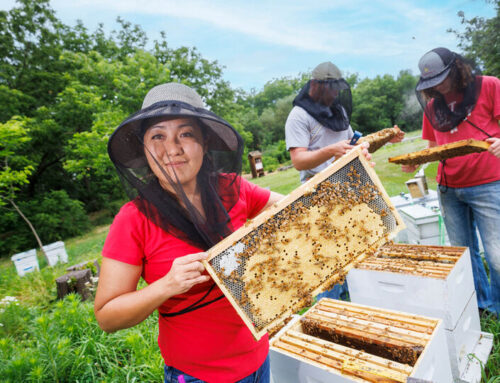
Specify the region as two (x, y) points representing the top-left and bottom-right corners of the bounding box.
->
(203, 147), (405, 339)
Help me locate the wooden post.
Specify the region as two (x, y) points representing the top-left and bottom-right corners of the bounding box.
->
(56, 269), (92, 301)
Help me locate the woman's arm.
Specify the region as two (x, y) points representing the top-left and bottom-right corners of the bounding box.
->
(94, 253), (210, 332)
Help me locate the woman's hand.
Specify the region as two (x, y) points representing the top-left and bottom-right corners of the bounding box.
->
(401, 164), (419, 173)
(486, 137), (500, 158)
(163, 252), (211, 296)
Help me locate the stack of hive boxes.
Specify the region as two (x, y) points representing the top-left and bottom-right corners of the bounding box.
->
(270, 298), (453, 382)
(347, 242), (493, 382)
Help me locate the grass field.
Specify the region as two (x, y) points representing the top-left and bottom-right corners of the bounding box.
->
(0, 132), (498, 381)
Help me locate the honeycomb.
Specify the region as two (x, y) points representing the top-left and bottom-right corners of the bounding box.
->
(204, 148), (404, 339)
(388, 139), (490, 166)
(358, 126), (401, 153)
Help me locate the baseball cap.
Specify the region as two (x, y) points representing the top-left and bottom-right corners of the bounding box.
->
(312, 62), (342, 81)
(416, 47), (456, 91)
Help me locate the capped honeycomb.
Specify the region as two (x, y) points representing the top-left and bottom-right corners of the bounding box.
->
(388, 139), (490, 166)
(204, 147), (404, 339)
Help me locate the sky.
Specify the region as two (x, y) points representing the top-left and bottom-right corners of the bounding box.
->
(1, 0), (496, 92)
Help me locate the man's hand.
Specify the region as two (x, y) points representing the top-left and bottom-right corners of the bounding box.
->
(389, 125), (405, 143)
(325, 140), (354, 158)
(486, 137), (500, 158)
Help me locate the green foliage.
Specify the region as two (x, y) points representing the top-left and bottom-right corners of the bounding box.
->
(450, 1), (500, 77)
(0, 295), (163, 382)
(351, 71), (421, 134)
(1, 190), (90, 255)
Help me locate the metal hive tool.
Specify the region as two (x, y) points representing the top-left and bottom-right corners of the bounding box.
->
(203, 147), (405, 339)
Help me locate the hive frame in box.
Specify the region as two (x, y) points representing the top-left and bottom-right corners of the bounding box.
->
(270, 298), (453, 383)
(203, 147), (405, 340)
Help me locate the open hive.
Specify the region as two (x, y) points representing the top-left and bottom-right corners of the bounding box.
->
(270, 298), (451, 383)
(356, 242), (466, 279)
(203, 147), (405, 339)
(388, 139), (490, 166)
(358, 126), (401, 153)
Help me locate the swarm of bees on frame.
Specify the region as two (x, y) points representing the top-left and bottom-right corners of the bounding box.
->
(211, 163), (394, 332)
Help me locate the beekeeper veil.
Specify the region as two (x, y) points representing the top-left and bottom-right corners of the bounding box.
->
(108, 83), (244, 250)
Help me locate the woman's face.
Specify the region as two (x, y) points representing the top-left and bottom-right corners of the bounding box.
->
(143, 118), (205, 193)
(432, 75), (453, 95)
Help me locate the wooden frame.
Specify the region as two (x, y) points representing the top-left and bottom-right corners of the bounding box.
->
(359, 126), (401, 153)
(203, 147), (405, 339)
(388, 139), (490, 166)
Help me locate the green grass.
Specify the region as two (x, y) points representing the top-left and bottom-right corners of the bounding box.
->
(0, 131), (498, 381)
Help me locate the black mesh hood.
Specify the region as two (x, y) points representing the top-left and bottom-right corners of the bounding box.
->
(293, 80), (352, 132)
(416, 53), (482, 133)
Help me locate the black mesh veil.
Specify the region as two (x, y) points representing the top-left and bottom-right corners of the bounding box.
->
(293, 79), (352, 132)
(108, 85), (244, 251)
(416, 53), (482, 132)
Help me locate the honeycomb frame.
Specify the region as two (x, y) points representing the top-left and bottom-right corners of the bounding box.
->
(203, 147), (405, 339)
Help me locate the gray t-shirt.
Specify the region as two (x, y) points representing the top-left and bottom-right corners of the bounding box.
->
(285, 106), (353, 183)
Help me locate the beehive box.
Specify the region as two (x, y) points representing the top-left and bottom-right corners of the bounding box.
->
(446, 291), (493, 382)
(270, 298), (452, 383)
(11, 249), (39, 276)
(347, 242), (473, 330)
(203, 147), (405, 339)
(42, 241), (68, 266)
(347, 243), (494, 382)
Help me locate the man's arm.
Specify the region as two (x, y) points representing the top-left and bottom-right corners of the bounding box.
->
(289, 140), (353, 171)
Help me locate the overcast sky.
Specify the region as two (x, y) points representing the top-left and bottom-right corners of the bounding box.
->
(1, 0), (496, 91)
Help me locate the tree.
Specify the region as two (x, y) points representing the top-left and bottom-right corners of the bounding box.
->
(0, 117), (48, 260)
(449, 1), (500, 77)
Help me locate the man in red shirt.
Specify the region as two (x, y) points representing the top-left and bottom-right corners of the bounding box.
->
(94, 82), (283, 382)
(403, 47), (500, 317)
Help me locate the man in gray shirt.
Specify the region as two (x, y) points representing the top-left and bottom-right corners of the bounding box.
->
(285, 61), (355, 183)
(285, 61), (357, 300)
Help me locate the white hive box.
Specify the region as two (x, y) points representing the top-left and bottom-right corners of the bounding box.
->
(270, 298), (453, 383)
(445, 292), (493, 383)
(347, 243), (493, 382)
(399, 204), (440, 239)
(347, 243), (473, 330)
(11, 249), (39, 276)
(42, 241), (68, 266)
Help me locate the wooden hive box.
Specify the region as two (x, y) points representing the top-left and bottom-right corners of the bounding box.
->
(388, 139), (490, 166)
(270, 298), (453, 383)
(347, 242), (494, 381)
(203, 147), (405, 340)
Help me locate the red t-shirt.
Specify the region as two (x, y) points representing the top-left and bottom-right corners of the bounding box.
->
(422, 75), (500, 188)
(103, 177), (271, 383)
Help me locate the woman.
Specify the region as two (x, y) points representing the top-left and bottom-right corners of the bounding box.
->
(94, 82), (283, 382)
(403, 47), (500, 316)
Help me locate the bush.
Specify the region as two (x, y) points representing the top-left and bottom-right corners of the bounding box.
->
(0, 190), (90, 257)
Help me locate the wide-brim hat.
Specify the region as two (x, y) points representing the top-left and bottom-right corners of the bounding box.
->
(108, 83), (242, 168)
(416, 47), (456, 91)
